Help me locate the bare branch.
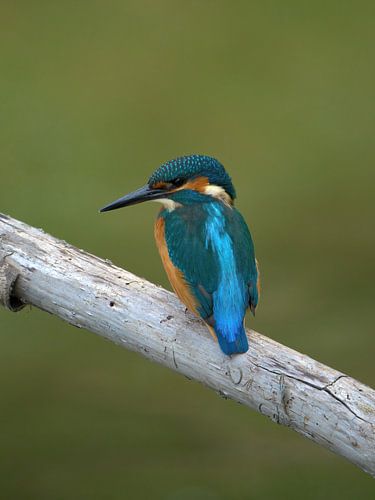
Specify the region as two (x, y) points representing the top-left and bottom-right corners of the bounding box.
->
(1, 213), (374, 477)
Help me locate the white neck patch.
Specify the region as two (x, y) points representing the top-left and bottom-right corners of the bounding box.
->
(152, 198), (182, 212)
(204, 184), (232, 205)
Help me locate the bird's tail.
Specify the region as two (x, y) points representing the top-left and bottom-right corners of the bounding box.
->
(215, 323), (249, 355)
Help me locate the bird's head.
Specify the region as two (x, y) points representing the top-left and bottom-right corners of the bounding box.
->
(100, 155), (236, 213)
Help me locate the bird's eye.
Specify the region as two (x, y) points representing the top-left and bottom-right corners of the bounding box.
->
(172, 177), (185, 187)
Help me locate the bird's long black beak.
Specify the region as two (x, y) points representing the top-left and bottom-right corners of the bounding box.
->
(100, 184), (165, 213)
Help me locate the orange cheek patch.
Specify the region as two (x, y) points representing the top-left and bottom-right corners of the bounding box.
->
(152, 181), (168, 189)
(153, 177), (209, 194)
(183, 176), (209, 193)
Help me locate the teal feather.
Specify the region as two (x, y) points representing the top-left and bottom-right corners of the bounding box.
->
(161, 190), (258, 355)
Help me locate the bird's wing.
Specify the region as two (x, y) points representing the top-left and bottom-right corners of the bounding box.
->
(225, 207), (259, 315)
(163, 203), (258, 321)
(162, 204), (217, 321)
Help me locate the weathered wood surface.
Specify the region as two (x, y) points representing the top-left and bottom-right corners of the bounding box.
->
(0, 213), (374, 476)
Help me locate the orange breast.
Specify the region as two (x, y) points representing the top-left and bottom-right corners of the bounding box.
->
(154, 217), (198, 315)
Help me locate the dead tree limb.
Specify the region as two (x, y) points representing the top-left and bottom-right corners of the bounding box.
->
(0, 213), (374, 477)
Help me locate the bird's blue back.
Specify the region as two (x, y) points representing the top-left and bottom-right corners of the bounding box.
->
(160, 189), (258, 355)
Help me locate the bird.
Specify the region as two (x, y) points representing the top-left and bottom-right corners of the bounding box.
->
(100, 155), (259, 356)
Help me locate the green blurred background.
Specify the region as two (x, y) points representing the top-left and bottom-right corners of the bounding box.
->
(1, 1), (374, 499)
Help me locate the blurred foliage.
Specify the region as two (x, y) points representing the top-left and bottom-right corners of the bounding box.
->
(0, 1), (374, 499)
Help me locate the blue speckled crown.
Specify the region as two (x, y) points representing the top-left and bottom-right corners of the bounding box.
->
(148, 155), (236, 199)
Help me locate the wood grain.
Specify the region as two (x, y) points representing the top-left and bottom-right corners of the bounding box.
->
(1, 213), (374, 477)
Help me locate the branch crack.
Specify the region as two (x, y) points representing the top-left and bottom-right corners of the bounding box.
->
(250, 361), (371, 425)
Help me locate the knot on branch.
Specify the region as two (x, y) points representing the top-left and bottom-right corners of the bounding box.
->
(0, 255), (25, 312)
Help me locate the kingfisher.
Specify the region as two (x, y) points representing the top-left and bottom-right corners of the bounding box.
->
(100, 155), (259, 356)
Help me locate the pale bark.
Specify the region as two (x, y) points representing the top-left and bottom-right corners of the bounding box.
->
(0, 213), (374, 477)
